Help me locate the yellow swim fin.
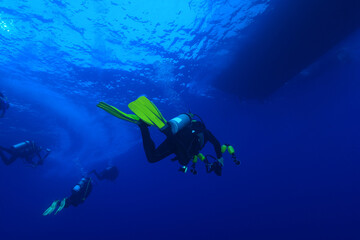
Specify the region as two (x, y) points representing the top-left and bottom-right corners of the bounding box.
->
(42, 200), (59, 216)
(55, 198), (66, 215)
(128, 96), (167, 130)
(97, 102), (140, 124)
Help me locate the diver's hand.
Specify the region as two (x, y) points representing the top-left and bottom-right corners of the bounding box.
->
(217, 157), (224, 166)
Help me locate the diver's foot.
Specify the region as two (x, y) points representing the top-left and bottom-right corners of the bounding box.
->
(138, 120), (149, 128)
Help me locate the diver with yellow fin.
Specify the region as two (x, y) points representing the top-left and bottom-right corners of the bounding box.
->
(97, 96), (225, 173)
(43, 177), (93, 216)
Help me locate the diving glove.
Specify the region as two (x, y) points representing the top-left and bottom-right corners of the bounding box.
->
(217, 157), (224, 166)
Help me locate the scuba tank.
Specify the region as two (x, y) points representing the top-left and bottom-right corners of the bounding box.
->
(168, 114), (192, 135)
(73, 178), (92, 199)
(11, 141), (32, 152)
(73, 177), (88, 192)
(167, 112), (206, 135)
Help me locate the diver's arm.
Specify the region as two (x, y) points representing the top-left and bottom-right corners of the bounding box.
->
(38, 149), (51, 164)
(90, 170), (104, 180)
(25, 156), (36, 167)
(204, 129), (222, 159)
(0, 146), (12, 154)
(64, 197), (72, 208)
(36, 152), (42, 161)
(42, 149), (51, 160)
(32, 152), (43, 166)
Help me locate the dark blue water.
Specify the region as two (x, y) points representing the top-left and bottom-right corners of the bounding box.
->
(0, 1), (359, 240)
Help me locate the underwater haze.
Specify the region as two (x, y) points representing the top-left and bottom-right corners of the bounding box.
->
(0, 0), (359, 240)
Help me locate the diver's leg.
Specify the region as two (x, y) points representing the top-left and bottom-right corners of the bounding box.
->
(0, 146), (13, 154)
(7, 156), (17, 165)
(0, 150), (9, 164)
(139, 124), (174, 163)
(64, 197), (72, 208)
(2, 155), (16, 165)
(0, 148), (16, 165)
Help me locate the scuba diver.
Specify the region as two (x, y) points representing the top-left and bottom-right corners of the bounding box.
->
(90, 166), (119, 181)
(97, 96), (225, 174)
(0, 92), (10, 118)
(0, 140), (51, 166)
(43, 177), (93, 216)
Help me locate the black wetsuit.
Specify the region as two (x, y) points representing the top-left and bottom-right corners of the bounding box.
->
(0, 141), (49, 166)
(91, 166), (119, 181)
(140, 121), (222, 166)
(65, 178), (93, 208)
